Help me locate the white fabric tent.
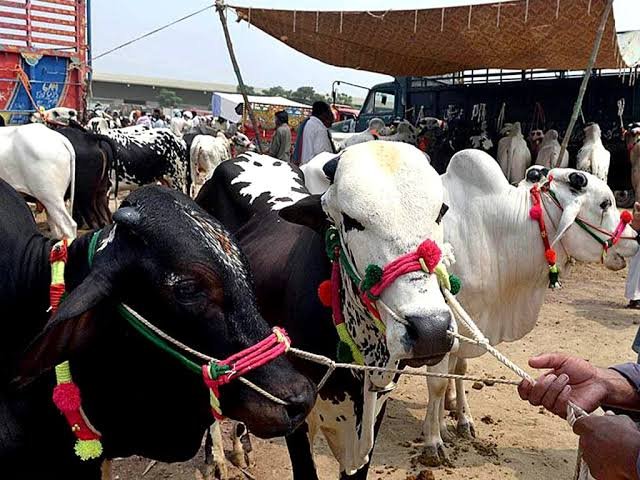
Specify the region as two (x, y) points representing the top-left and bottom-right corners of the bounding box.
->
(211, 92), (311, 123)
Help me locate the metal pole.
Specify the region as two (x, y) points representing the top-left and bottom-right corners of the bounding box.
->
(555, 0), (614, 168)
(215, 0), (263, 153)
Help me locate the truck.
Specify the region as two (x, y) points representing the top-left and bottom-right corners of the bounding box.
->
(353, 71), (639, 136)
(0, 0), (90, 124)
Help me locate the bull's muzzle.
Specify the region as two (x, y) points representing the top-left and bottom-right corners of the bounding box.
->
(403, 310), (454, 367)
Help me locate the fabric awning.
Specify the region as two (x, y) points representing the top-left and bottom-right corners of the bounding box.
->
(232, 0), (639, 77)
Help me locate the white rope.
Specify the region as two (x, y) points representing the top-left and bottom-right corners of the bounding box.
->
(292, 10), (296, 33)
(496, 2), (501, 28)
(468, 5), (473, 29)
(556, 0), (560, 19)
(340, 11), (344, 34)
(587, 0), (592, 16)
(315, 11), (319, 33)
(120, 304), (289, 406)
(524, 0), (530, 23)
(441, 7), (445, 32)
(414, 9), (418, 34)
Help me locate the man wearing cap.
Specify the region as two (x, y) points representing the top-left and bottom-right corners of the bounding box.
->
(269, 110), (292, 162)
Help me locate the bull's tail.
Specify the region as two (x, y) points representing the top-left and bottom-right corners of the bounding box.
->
(185, 141), (194, 197)
(62, 137), (76, 220)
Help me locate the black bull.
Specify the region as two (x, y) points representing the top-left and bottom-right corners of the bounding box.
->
(196, 159), (390, 480)
(0, 179), (314, 478)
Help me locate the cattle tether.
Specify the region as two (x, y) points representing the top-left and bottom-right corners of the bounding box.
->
(0, 179), (314, 478)
(197, 142), (457, 478)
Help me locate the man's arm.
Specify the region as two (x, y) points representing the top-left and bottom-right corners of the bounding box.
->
(269, 129), (281, 157)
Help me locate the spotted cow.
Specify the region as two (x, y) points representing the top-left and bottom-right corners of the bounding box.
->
(104, 127), (190, 195)
(196, 143), (457, 479)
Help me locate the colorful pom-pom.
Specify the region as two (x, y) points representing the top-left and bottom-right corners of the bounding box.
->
(621, 210), (633, 224)
(449, 274), (462, 295)
(317, 280), (332, 307)
(361, 264), (383, 292)
(417, 239), (442, 273)
(74, 439), (103, 461)
(52, 382), (81, 412)
(529, 205), (542, 221)
(545, 249), (557, 265)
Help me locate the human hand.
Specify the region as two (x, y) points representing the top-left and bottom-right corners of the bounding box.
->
(573, 414), (640, 480)
(517, 353), (615, 418)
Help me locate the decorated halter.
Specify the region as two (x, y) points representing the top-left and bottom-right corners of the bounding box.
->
(530, 179), (634, 288)
(317, 226), (461, 364)
(49, 231), (292, 461)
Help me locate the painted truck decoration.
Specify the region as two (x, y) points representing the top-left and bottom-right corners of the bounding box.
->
(0, 0), (88, 124)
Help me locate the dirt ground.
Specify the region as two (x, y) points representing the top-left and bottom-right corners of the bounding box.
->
(107, 261), (640, 480)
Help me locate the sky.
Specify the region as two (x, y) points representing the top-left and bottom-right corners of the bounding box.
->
(91, 0), (640, 98)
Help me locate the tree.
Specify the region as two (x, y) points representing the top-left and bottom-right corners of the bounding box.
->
(236, 84), (256, 95)
(290, 86), (329, 105)
(157, 88), (182, 108)
(336, 93), (354, 106)
(262, 86), (292, 98)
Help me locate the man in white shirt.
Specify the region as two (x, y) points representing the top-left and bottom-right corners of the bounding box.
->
(297, 101), (336, 165)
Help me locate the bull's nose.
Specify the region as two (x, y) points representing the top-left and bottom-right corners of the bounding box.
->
(405, 311), (454, 359)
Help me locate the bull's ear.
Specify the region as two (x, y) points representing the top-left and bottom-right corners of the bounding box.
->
(17, 268), (115, 384)
(279, 195), (327, 233)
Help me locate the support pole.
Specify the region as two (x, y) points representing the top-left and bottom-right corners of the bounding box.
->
(555, 0), (614, 167)
(215, 1), (263, 153)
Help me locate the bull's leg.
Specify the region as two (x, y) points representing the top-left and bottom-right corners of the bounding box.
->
(444, 357), (457, 411)
(285, 422), (320, 480)
(454, 358), (476, 439)
(230, 422), (253, 469)
(42, 197), (77, 239)
(422, 359), (451, 467)
(339, 402), (388, 480)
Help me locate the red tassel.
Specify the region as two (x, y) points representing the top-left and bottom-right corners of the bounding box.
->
(52, 382), (82, 412)
(621, 210), (633, 224)
(545, 249), (557, 265)
(317, 280), (332, 307)
(416, 239), (441, 273)
(529, 204), (542, 220)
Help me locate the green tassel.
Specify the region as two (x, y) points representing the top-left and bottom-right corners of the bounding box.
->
(324, 227), (340, 260)
(449, 274), (462, 295)
(74, 439), (103, 461)
(336, 340), (354, 363)
(548, 264), (561, 289)
(361, 264), (383, 293)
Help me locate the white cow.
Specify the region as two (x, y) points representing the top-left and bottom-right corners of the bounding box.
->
(190, 132), (232, 197)
(419, 149), (639, 465)
(0, 124), (76, 238)
(577, 123), (610, 182)
(535, 129), (569, 169)
(497, 122), (531, 184)
(333, 119), (416, 151)
(30, 107), (78, 125)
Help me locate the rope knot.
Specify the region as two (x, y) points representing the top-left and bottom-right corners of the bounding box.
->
(208, 362), (231, 381)
(49, 238), (69, 263)
(324, 227), (341, 260)
(272, 327), (291, 351)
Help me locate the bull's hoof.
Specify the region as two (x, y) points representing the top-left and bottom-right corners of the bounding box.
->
(418, 443), (451, 467)
(440, 424), (456, 443)
(457, 420), (476, 439)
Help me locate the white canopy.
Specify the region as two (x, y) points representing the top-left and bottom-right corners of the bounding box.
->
(211, 92), (311, 123)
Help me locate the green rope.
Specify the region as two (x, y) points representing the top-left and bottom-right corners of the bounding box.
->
(86, 230), (201, 374)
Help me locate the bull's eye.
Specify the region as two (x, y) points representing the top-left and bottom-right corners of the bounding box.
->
(436, 203), (449, 224)
(174, 280), (201, 301)
(342, 212), (365, 232)
(600, 199), (612, 210)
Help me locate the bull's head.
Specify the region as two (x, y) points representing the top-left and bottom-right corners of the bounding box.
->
(281, 142), (456, 384)
(22, 186), (315, 438)
(544, 169), (638, 269)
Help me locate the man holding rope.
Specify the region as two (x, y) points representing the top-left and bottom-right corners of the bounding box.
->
(519, 354), (640, 479)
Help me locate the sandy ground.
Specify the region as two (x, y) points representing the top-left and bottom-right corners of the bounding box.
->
(105, 261), (640, 480)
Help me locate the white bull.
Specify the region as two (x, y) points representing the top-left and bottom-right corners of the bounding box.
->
(577, 123), (610, 182)
(420, 150), (639, 465)
(0, 123), (76, 238)
(190, 132), (232, 197)
(497, 122), (531, 184)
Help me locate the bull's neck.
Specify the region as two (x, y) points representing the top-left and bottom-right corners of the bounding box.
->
(338, 258), (390, 368)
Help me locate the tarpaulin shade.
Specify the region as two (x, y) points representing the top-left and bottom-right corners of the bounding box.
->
(232, 0), (638, 77)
